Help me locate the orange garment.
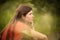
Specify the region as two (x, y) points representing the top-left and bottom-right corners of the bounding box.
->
(1, 21), (29, 40)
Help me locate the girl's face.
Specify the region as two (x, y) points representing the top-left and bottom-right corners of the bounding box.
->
(22, 10), (34, 23)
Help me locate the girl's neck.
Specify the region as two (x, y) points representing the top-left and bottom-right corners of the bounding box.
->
(16, 18), (33, 28)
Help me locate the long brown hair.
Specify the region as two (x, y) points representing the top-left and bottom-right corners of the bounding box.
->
(1, 4), (32, 33)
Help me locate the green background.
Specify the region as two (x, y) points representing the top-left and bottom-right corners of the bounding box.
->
(0, 0), (60, 40)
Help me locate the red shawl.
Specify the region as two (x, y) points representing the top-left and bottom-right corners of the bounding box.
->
(1, 21), (29, 40)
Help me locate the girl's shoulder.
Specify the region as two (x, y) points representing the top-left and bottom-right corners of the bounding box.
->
(15, 21), (29, 32)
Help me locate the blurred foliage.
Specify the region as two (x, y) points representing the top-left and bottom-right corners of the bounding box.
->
(31, 0), (60, 33)
(0, 0), (60, 40)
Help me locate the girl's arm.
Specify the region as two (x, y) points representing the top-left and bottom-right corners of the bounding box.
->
(31, 29), (48, 40)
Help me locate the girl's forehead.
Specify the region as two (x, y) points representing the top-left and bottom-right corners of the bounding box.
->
(28, 10), (32, 14)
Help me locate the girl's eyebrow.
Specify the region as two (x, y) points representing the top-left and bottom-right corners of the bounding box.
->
(30, 13), (32, 14)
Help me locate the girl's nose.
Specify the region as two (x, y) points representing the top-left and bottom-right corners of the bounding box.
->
(32, 14), (34, 18)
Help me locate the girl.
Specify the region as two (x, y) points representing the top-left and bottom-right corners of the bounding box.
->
(0, 4), (48, 40)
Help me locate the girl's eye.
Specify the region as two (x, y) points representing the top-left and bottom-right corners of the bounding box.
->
(29, 13), (32, 15)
